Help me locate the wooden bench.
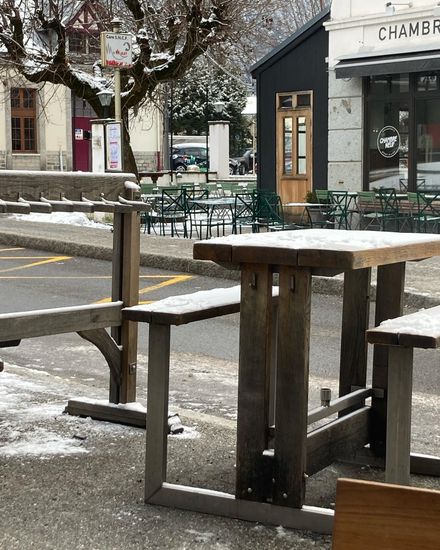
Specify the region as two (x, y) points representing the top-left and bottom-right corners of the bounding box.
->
(121, 285), (281, 504)
(332, 478), (440, 550)
(367, 305), (440, 485)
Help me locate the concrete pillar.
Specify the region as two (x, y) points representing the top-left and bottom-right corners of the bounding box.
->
(209, 121), (230, 179)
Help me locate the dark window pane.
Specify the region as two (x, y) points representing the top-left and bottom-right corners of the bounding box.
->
(415, 98), (440, 191)
(11, 118), (21, 150)
(89, 34), (100, 54)
(297, 94), (311, 107)
(417, 74), (440, 92)
(11, 88), (20, 108)
(24, 118), (35, 150)
(279, 95), (293, 109)
(23, 89), (35, 108)
(368, 74), (409, 95)
(69, 32), (86, 53)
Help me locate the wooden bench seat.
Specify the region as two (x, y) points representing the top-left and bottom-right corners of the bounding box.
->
(367, 306), (440, 485)
(332, 478), (440, 550)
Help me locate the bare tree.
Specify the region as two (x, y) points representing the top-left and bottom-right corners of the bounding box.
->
(0, 0), (237, 173)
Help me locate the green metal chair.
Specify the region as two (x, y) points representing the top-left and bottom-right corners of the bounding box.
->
(408, 191), (440, 233)
(356, 191), (383, 230)
(377, 188), (411, 232)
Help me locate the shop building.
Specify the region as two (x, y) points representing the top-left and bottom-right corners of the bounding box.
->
(252, 0), (440, 203)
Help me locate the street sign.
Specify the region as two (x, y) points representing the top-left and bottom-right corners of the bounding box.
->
(101, 32), (133, 68)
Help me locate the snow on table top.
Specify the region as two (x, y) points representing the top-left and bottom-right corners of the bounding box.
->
(128, 285), (279, 315)
(378, 305), (440, 336)
(204, 229), (440, 252)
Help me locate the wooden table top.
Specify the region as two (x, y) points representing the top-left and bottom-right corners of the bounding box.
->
(193, 229), (440, 271)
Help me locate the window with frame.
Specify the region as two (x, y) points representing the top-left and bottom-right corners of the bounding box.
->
(11, 88), (37, 153)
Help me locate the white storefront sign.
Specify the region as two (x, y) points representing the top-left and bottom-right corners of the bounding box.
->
(101, 32), (133, 68)
(326, 0), (440, 67)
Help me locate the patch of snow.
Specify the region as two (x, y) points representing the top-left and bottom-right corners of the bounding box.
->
(206, 228), (440, 251)
(10, 211), (111, 230)
(378, 305), (440, 336)
(1, 428), (89, 457)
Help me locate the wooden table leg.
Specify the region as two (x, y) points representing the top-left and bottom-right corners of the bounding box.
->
(371, 262), (405, 456)
(273, 266), (312, 508)
(386, 346), (413, 485)
(339, 268), (371, 408)
(145, 323), (171, 501)
(236, 263), (273, 502)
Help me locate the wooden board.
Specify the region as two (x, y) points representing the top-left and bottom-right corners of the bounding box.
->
(367, 304), (440, 349)
(0, 302), (122, 342)
(192, 230), (440, 271)
(332, 478), (440, 550)
(0, 170), (136, 201)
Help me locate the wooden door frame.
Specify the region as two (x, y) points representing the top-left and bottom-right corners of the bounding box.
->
(276, 92), (313, 204)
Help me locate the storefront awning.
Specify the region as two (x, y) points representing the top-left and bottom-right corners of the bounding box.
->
(335, 50), (440, 79)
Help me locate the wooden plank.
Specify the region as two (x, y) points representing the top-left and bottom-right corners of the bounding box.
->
(332, 478), (440, 550)
(307, 388), (372, 425)
(119, 191), (140, 403)
(273, 266), (311, 508)
(339, 268), (371, 402)
(0, 302), (122, 342)
(193, 241), (233, 264)
(235, 263), (272, 502)
(65, 399), (146, 427)
(149, 484), (334, 534)
(110, 212), (123, 403)
(0, 169), (135, 201)
(386, 346), (413, 485)
(306, 407), (371, 476)
(371, 262), (405, 456)
(367, 304), (440, 349)
(145, 323), (171, 500)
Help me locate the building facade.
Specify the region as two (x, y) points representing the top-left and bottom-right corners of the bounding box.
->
(0, 1), (163, 173)
(253, 0), (440, 200)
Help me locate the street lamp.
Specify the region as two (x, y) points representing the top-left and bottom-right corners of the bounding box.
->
(97, 89), (113, 119)
(213, 100), (225, 115)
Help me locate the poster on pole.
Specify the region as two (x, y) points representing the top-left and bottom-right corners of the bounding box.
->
(101, 32), (133, 68)
(91, 122), (105, 173)
(105, 121), (123, 172)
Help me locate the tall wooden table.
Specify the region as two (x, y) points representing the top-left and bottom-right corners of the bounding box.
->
(149, 229), (440, 533)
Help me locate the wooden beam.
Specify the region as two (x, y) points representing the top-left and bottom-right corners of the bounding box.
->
(77, 328), (122, 388)
(147, 484), (334, 535)
(65, 399), (146, 427)
(0, 302), (122, 342)
(235, 263), (272, 502)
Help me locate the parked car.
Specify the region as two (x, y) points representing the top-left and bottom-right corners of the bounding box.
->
(237, 148), (256, 175)
(171, 143), (239, 175)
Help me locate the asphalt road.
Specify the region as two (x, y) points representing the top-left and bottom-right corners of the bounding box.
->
(0, 246), (439, 409)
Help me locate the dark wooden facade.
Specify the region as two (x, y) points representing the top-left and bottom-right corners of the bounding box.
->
(251, 9), (330, 193)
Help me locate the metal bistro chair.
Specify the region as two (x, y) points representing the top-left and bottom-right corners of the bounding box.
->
(313, 189), (335, 228)
(377, 188), (411, 232)
(145, 187), (188, 237)
(253, 190), (304, 232)
(232, 192), (255, 234)
(408, 191), (440, 233)
(328, 191), (354, 229)
(356, 190), (383, 230)
(186, 189), (227, 240)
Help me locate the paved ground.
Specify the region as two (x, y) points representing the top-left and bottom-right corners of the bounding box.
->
(0, 217), (439, 549)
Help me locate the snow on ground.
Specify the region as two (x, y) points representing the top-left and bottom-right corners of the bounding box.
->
(10, 211), (111, 230)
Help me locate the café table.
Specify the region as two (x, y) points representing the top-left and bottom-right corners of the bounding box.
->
(145, 229), (440, 533)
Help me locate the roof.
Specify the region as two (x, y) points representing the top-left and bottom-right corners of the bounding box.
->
(250, 7), (330, 77)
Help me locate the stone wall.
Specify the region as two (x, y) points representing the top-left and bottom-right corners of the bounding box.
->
(134, 151), (160, 172)
(327, 71), (363, 192)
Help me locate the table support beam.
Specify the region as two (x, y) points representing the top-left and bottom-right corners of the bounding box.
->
(371, 262), (405, 456)
(339, 268), (371, 404)
(236, 263), (273, 502)
(273, 266), (312, 508)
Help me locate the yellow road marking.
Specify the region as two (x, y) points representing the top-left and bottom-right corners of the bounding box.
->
(0, 256), (65, 260)
(0, 247), (25, 253)
(0, 256), (71, 274)
(95, 274), (193, 304)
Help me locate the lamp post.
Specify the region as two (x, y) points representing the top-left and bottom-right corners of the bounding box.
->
(97, 89), (113, 119)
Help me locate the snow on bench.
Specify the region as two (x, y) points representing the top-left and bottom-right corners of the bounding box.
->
(367, 304), (440, 349)
(122, 285), (279, 326)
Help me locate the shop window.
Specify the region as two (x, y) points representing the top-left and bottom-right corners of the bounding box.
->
(11, 88), (37, 153)
(365, 71), (440, 192)
(283, 117), (293, 175)
(297, 116), (307, 174)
